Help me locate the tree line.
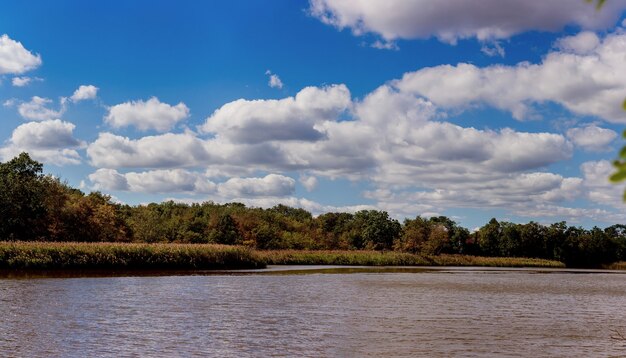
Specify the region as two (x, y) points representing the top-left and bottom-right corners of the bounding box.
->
(1, 153), (625, 267)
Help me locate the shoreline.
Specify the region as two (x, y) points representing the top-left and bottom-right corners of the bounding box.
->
(0, 242), (573, 276)
(2, 264), (625, 280)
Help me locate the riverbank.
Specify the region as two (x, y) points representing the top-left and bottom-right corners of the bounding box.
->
(0, 242), (566, 271)
(257, 250), (565, 268)
(0, 242), (264, 270)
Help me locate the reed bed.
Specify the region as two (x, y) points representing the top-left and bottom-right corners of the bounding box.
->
(258, 250), (565, 268)
(0, 242), (265, 270)
(429, 254), (565, 268)
(0, 242), (565, 271)
(603, 261), (626, 270)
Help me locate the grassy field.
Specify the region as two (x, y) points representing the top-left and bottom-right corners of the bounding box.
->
(0, 242), (566, 271)
(257, 250), (565, 268)
(0, 242), (265, 270)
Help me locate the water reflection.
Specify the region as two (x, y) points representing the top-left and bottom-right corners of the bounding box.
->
(1, 270), (625, 357)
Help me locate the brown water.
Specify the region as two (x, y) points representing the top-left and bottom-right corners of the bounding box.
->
(1, 267), (625, 357)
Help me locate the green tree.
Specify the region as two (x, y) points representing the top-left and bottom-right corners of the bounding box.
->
(498, 222), (521, 257)
(0, 153), (47, 241)
(210, 213), (240, 245)
(395, 216), (430, 253)
(477, 218), (502, 256)
(353, 210), (401, 250)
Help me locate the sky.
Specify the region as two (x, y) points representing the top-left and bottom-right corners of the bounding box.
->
(2, 0), (626, 229)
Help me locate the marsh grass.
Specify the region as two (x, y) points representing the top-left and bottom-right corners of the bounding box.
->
(0, 242), (265, 270)
(0, 243), (565, 271)
(258, 250), (565, 268)
(603, 261), (626, 270)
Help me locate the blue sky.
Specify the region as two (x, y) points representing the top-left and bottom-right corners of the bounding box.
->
(2, 0), (626, 229)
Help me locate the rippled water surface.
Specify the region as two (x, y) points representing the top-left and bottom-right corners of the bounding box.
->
(1, 267), (626, 357)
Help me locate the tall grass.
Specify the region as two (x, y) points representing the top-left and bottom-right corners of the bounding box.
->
(258, 250), (565, 268)
(0, 243), (566, 271)
(0, 242), (265, 270)
(603, 261), (626, 270)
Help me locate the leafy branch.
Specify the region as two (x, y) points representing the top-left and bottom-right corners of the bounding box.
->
(609, 99), (626, 199)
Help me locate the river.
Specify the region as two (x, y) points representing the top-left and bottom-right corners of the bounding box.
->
(1, 266), (625, 357)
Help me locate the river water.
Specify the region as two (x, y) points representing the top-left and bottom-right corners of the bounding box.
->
(1, 267), (625, 357)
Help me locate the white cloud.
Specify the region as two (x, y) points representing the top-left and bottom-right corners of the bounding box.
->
(18, 96), (65, 121)
(581, 160), (625, 208)
(309, 0), (626, 44)
(371, 40), (398, 51)
(86, 81), (578, 219)
(265, 70), (284, 89)
(556, 31), (600, 54)
(513, 204), (626, 224)
(299, 174), (318, 192)
(89, 168), (216, 194)
(566, 125), (617, 151)
(88, 169), (130, 191)
(374, 121), (572, 176)
(105, 97), (190, 132)
(71, 85), (99, 102)
(10, 119), (81, 149)
(12, 76), (31, 87)
(218, 174), (295, 197)
(393, 31), (626, 122)
(480, 41), (505, 57)
(87, 132), (211, 168)
(200, 84), (351, 143)
(167, 195), (375, 217)
(0, 119), (82, 165)
(11, 76), (42, 87)
(89, 168), (294, 198)
(0, 34), (41, 74)
(365, 172), (582, 214)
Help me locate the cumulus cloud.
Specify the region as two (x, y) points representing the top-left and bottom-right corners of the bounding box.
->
(87, 80), (579, 220)
(0, 34), (41, 74)
(0, 119), (82, 165)
(373, 121), (572, 180)
(299, 174), (318, 192)
(265, 70), (284, 89)
(105, 97), (190, 132)
(566, 125), (617, 151)
(200, 84), (351, 143)
(580, 160), (625, 208)
(513, 204), (626, 224)
(168, 195), (375, 217)
(11, 76), (31, 87)
(17, 96), (65, 121)
(309, 0), (626, 44)
(89, 168), (294, 198)
(556, 31), (601, 54)
(89, 168), (216, 194)
(217, 174), (295, 197)
(88, 169), (130, 191)
(71, 85), (99, 102)
(365, 172), (582, 216)
(393, 31), (626, 122)
(10, 119), (81, 149)
(87, 132), (211, 168)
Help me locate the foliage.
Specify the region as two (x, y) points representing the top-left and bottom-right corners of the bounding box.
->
(0, 153), (47, 241)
